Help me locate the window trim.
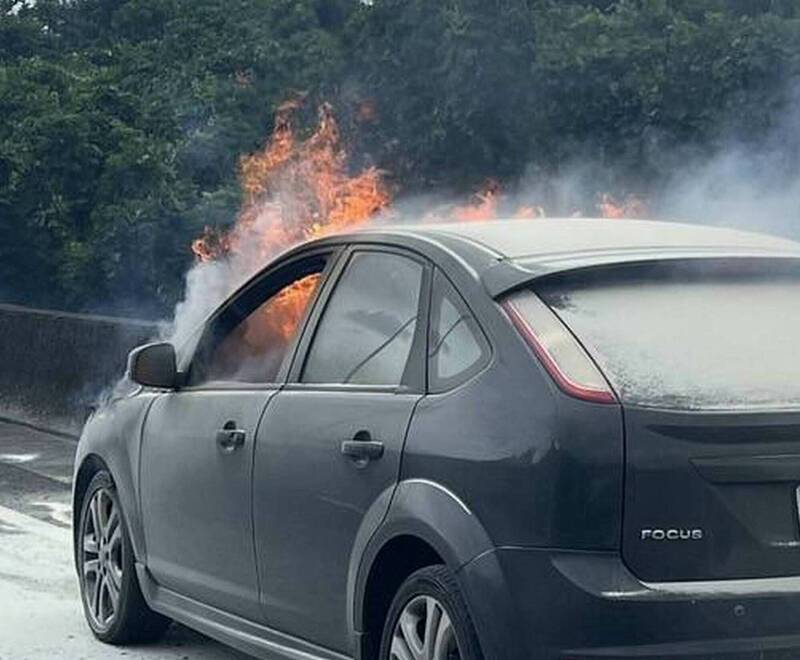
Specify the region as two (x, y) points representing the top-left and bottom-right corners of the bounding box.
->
(286, 245), (433, 395)
(181, 246), (344, 391)
(427, 268), (492, 394)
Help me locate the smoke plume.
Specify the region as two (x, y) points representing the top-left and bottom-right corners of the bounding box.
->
(164, 81), (800, 349)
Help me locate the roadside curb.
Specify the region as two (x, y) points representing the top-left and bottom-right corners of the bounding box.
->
(0, 415), (79, 442)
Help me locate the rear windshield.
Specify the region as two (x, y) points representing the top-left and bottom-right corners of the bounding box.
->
(535, 260), (800, 411)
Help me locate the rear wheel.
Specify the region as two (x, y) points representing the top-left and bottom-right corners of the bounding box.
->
(78, 471), (169, 644)
(380, 565), (483, 660)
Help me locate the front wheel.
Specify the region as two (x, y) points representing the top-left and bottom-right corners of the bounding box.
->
(77, 471), (170, 644)
(380, 565), (484, 660)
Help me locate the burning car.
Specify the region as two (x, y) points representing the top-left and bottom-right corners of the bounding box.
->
(73, 217), (800, 660)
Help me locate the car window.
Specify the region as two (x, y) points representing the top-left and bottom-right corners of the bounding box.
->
(302, 251), (423, 386)
(535, 260), (800, 410)
(428, 270), (489, 392)
(199, 271), (322, 384)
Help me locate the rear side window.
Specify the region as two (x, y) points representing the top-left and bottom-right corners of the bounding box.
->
(535, 261), (800, 410)
(302, 251), (423, 386)
(428, 271), (489, 392)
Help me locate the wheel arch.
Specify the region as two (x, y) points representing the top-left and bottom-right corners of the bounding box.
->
(352, 478), (494, 659)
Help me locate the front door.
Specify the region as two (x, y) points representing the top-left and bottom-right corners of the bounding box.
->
(140, 251), (332, 620)
(140, 389), (273, 619)
(254, 248), (429, 651)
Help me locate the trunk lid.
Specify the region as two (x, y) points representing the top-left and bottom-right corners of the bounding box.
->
(533, 258), (800, 581)
(623, 407), (800, 581)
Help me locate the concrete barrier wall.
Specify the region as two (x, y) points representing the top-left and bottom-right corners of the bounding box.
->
(0, 304), (160, 435)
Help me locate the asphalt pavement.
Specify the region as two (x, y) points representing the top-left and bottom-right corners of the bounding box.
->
(0, 419), (248, 659)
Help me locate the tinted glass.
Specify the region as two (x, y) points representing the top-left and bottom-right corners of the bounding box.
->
(202, 273), (322, 383)
(302, 252), (423, 386)
(429, 271), (488, 392)
(536, 261), (800, 410)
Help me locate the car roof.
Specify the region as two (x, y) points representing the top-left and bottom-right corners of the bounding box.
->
(337, 218), (800, 296)
(369, 218), (799, 259)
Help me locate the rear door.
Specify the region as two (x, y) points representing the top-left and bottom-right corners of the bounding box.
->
(140, 251), (331, 619)
(253, 247), (429, 652)
(535, 259), (800, 581)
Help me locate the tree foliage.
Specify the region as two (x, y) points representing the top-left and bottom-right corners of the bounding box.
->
(0, 0), (345, 314)
(1, 0), (799, 315)
(352, 0), (800, 189)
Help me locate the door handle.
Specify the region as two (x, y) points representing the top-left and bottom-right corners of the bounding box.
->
(216, 421), (246, 452)
(341, 430), (384, 464)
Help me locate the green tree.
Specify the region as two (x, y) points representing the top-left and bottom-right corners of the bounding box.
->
(350, 0), (538, 189)
(2, 0), (799, 315)
(352, 0), (800, 193)
(0, 0), (349, 315)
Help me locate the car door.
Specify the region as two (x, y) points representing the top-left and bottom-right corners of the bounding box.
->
(139, 250), (334, 621)
(253, 247), (430, 652)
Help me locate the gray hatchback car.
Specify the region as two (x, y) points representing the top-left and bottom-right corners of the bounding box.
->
(74, 219), (800, 660)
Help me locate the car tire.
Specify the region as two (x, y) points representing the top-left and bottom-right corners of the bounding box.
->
(379, 565), (484, 660)
(77, 470), (170, 644)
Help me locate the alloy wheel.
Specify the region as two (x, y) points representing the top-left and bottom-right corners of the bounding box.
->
(390, 595), (460, 660)
(81, 487), (123, 631)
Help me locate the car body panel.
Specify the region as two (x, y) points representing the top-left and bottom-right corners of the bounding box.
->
(412, 218), (800, 261)
(399, 319), (624, 551)
(73, 220), (800, 660)
(139, 388), (277, 620)
(460, 546), (800, 659)
(73, 389), (157, 566)
(250, 243), (432, 652)
(253, 389), (420, 652)
(623, 406), (800, 582)
(136, 564), (351, 660)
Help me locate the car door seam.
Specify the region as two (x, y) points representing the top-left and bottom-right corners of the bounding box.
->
(249, 383), (286, 619)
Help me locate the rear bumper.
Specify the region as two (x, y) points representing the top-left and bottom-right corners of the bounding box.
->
(458, 547), (800, 659)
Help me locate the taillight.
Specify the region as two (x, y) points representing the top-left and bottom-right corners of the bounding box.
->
(502, 291), (617, 404)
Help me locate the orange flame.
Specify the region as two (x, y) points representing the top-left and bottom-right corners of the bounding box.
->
(192, 101), (648, 266)
(513, 205), (546, 220)
(451, 179), (502, 222)
(449, 181), (644, 223)
(245, 273), (321, 342)
(192, 100), (391, 265)
(191, 99), (391, 343)
(449, 179), (550, 222)
(598, 193), (648, 219)
(191, 100), (648, 344)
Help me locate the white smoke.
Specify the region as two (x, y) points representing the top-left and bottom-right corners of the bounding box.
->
(163, 81), (800, 350)
(657, 136), (800, 238)
(164, 207), (290, 346)
(165, 258), (241, 346)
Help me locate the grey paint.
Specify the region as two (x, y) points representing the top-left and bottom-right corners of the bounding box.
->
(461, 547), (800, 659)
(253, 389), (419, 652)
(622, 406), (800, 582)
(140, 389), (278, 620)
(137, 565), (350, 660)
(73, 220), (800, 660)
(73, 391), (157, 566)
(412, 218), (800, 260)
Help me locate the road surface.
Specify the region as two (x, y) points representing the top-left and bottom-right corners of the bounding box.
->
(0, 419), (249, 660)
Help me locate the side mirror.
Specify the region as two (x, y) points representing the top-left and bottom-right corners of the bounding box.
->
(127, 342), (178, 389)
